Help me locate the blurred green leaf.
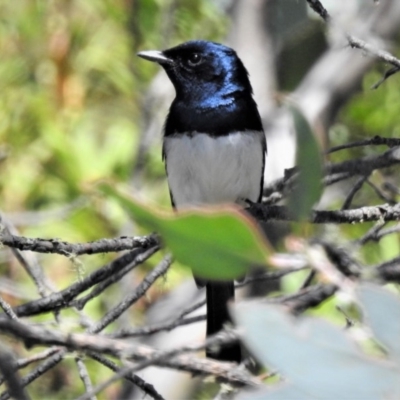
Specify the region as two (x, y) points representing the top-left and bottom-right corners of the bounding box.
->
(234, 300), (400, 400)
(288, 106), (323, 220)
(100, 183), (270, 280)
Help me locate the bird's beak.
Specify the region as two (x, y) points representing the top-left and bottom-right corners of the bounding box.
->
(137, 50), (174, 66)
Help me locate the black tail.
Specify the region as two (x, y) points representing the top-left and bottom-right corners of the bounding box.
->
(206, 281), (241, 363)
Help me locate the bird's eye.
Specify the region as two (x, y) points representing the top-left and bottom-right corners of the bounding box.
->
(186, 53), (203, 67)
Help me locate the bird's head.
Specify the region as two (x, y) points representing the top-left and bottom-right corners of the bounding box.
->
(138, 40), (253, 108)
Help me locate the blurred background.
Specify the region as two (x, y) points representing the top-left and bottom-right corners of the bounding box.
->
(1, 0), (400, 398)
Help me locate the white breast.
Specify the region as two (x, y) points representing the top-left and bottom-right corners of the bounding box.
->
(163, 131), (265, 208)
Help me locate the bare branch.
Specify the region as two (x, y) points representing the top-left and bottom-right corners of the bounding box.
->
(264, 145), (400, 199)
(360, 223), (400, 244)
(306, 0), (400, 72)
(346, 34), (400, 70)
(75, 329), (251, 400)
(326, 147), (400, 177)
(366, 179), (394, 204)
(71, 248), (163, 310)
(15, 348), (60, 370)
(0, 350), (65, 400)
(327, 136), (400, 154)
(0, 214), (54, 299)
(248, 202), (400, 224)
(0, 296), (18, 320)
(0, 319), (259, 387)
(341, 175), (369, 210)
(177, 298), (206, 320)
(110, 315), (205, 339)
(371, 66), (400, 89)
(0, 345), (29, 400)
(87, 255), (172, 334)
(75, 356), (96, 400)
(236, 267), (308, 288)
(88, 353), (165, 400)
(0, 233), (159, 256)
(269, 284), (337, 314)
(306, 0), (330, 21)
(13, 246), (159, 317)
(376, 256), (400, 282)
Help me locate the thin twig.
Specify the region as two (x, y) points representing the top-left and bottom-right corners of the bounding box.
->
(327, 136), (400, 154)
(0, 345), (29, 400)
(176, 298), (206, 320)
(13, 245), (159, 317)
(16, 348), (61, 370)
(366, 179), (394, 204)
(0, 350), (66, 400)
(0, 215), (53, 300)
(370, 224), (400, 241)
(347, 34), (400, 70)
(299, 270), (316, 290)
(71, 249), (160, 310)
(268, 283), (338, 314)
(354, 220), (386, 246)
(306, 0), (330, 21)
(75, 356), (96, 400)
(371, 66), (400, 89)
(306, 0), (400, 74)
(87, 255), (172, 334)
(0, 319), (258, 387)
(88, 353), (165, 400)
(326, 147), (400, 177)
(110, 315), (205, 339)
(236, 267), (308, 288)
(341, 175), (369, 210)
(75, 329), (255, 400)
(0, 296), (18, 320)
(376, 256), (400, 282)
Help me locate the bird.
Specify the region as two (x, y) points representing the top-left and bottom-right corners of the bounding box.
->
(138, 40), (266, 363)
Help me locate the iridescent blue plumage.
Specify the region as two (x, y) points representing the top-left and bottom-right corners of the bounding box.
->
(163, 41), (248, 107)
(159, 40), (264, 136)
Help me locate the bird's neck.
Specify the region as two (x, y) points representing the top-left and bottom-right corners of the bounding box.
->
(165, 91), (263, 137)
(180, 86), (248, 111)
(174, 77), (248, 109)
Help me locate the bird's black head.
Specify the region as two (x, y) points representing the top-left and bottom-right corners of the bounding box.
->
(138, 40), (254, 109)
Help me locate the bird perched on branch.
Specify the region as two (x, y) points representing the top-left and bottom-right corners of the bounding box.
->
(138, 40), (266, 363)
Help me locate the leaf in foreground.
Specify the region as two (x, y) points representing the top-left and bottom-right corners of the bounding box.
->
(358, 283), (400, 364)
(234, 300), (400, 400)
(99, 183), (270, 280)
(287, 105), (323, 221)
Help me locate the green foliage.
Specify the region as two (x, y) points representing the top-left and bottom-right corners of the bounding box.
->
(234, 284), (400, 400)
(332, 68), (400, 269)
(288, 105), (323, 220)
(343, 70), (400, 137)
(100, 183), (271, 279)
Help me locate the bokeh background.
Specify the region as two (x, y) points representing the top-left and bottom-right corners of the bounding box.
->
(1, 0), (400, 398)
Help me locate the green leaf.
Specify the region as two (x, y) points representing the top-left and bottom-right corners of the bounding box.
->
(234, 301), (400, 400)
(358, 284), (400, 363)
(288, 106), (323, 220)
(99, 183), (270, 280)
